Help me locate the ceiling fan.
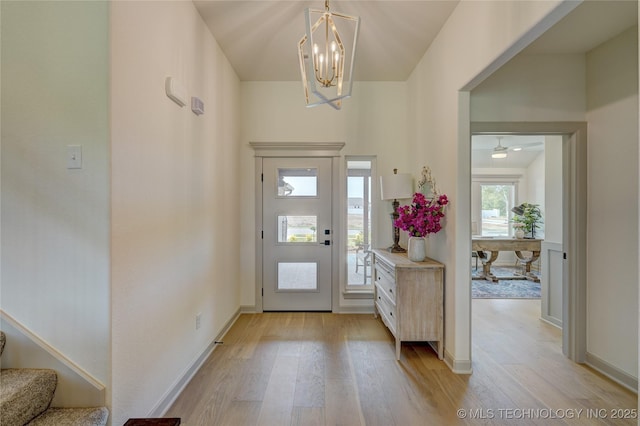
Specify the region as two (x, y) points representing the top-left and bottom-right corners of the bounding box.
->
(491, 137), (544, 158)
(491, 137), (508, 159)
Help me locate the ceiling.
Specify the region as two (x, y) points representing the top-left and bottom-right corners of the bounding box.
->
(472, 135), (545, 169)
(194, 0), (637, 82)
(194, 0), (459, 81)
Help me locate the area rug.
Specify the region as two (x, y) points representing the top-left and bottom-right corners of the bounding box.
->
(472, 267), (541, 299)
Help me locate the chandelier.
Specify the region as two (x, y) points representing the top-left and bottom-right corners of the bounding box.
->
(298, 0), (360, 110)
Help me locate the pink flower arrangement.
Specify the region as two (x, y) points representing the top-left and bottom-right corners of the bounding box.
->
(394, 193), (449, 237)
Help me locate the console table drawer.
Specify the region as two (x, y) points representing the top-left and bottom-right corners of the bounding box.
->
(375, 265), (396, 303)
(375, 284), (396, 332)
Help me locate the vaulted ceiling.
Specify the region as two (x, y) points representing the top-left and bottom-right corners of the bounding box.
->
(194, 0), (459, 81)
(194, 0), (637, 82)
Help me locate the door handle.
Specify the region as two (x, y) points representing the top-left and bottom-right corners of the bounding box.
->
(319, 240), (331, 245)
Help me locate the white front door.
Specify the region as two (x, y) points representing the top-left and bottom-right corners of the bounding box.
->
(262, 157), (333, 311)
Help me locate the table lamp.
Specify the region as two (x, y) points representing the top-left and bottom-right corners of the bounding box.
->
(380, 169), (413, 252)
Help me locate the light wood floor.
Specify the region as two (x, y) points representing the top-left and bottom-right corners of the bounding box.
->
(166, 300), (637, 425)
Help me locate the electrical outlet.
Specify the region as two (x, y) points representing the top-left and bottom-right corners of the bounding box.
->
(195, 313), (202, 330)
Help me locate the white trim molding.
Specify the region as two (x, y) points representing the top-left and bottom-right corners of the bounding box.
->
(249, 141), (345, 157)
(541, 241), (563, 328)
(444, 349), (473, 374)
(336, 306), (374, 314)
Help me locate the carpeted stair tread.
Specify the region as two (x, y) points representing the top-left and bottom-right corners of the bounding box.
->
(29, 407), (109, 426)
(0, 331), (5, 357)
(0, 368), (57, 426)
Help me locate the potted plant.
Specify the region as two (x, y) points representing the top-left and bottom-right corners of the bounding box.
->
(511, 203), (543, 238)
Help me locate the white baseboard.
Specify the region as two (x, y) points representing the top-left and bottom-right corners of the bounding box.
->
(539, 316), (562, 329)
(239, 304), (257, 313)
(150, 307), (242, 417)
(585, 352), (638, 393)
(444, 349), (473, 374)
(337, 306), (375, 314)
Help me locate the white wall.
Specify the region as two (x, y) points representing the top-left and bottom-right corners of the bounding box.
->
(239, 81), (409, 310)
(110, 2), (241, 424)
(471, 54), (587, 122)
(586, 26), (638, 379)
(470, 24), (638, 381)
(1, 1), (110, 384)
(526, 151), (545, 236)
(407, 0), (576, 370)
(545, 136), (563, 243)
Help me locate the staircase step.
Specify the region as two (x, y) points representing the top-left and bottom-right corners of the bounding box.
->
(29, 407), (109, 426)
(0, 368), (57, 426)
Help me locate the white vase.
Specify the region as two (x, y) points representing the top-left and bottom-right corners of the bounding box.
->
(515, 228), (525, 239)
(407, 236), (426, 262)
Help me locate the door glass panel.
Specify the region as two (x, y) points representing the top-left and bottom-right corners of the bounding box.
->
(278, 168), (318, 196)
(277, 215), (317, 243)
(277, 262), (318, 290)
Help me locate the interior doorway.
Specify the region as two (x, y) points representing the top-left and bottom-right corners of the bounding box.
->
(470, 135), (557, 314)
(470, 122), (587, 363)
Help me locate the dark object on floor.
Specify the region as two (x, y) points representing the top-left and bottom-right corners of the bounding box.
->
(123, 419), (181, 426)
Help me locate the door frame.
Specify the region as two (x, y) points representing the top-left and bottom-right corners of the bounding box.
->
(470, 122), (587, 363)
(250, 142), (345, 313)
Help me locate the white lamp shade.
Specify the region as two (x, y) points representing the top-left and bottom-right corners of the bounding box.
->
(380, 173), (413, 200)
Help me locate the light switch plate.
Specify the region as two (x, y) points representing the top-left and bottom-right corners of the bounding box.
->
(67, 145), (82, 169)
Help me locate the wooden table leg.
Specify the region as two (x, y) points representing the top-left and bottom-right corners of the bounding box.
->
(515, 250), (541, 282)
(473, 250), (499, 282)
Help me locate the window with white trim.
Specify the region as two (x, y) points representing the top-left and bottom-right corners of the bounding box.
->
(471, 177), (519, 238)
(345, 157), (375, 291)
